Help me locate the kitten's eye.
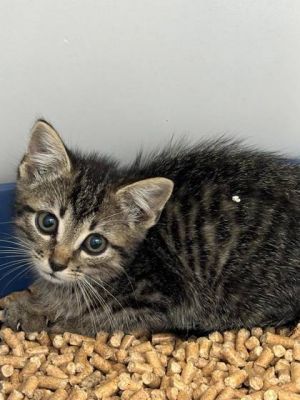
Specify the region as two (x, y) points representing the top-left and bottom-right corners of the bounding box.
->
(36, 212), (58, 235)
(83, 234), (107, 255)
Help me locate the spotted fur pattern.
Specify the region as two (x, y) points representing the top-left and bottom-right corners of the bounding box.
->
(3, 120), (300, 335)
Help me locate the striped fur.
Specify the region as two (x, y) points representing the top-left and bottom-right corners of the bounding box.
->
(3, 120), (300, 335)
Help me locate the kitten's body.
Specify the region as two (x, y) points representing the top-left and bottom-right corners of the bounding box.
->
(3, 121), (300, 335)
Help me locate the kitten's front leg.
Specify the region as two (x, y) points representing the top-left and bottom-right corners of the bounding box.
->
(73, 304), (170, 336)
(1, 286), (55, 332)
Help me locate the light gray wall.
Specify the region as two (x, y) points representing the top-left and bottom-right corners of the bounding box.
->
(0, 0), (299, 183)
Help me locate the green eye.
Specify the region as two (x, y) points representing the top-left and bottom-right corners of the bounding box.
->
(83, 234), (107, 255)
(36, 212), (58, 235)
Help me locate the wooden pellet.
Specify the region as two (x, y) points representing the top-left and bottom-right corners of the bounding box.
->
(90, 353), (112, 373)
(129, 388), (150, 400)
(37, 376), (68, 390)
(185, 341), (199, 363)
(236, 329), (250, 358)
(48, 389), (68, 400)
(127, 361), (153, 374)
(293, 343), (300, 361)
(222, 346), (246, 367)
(67, 387), (88, 400)
(130, 341), (153, 353)
(0, 355), (26, 368)
(2, 294), (300, 400)
(278, 392), (300, 400)
(0, 343), (10, 355)
(263, 333), (295, 349)
(246, 337), (261, 351)
(152, 333), (175, 345)
(256, 347), (275, 368)
(94, 342), (115, 360)
(49, 353), (74, 366)
(94, 378), (118, 399)
(200, 386), (218, 400)
(264, 389), (278, 400)
(274, 345), (287, 358)
(109, 331), (125, 348)
(20, 375), (39, 397)
(145, 350), (164, 376)
(118, 372), (143, 391)
(7, 390), (24, 400)
(45, 364), (68, 379)
(198, 338), (212, 359)
(155, 343), (174, 356)
(142, 372), (161, 388)
(0, 328), (24, 357)
(0, 364), (14, 378)
(52, 335), (65, 349)
(250, 376), (264, 391)
(36, 331), (51, 347)
(225, 369), (248, 388)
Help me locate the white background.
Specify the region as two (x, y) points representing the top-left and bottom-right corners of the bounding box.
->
(0, 0), (299, 182)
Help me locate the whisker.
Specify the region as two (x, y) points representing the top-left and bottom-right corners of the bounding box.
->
(0, 246), (29, 251)
(0, 248), (30, 255)
(0, 239), (32, 250)
(87, 275), (126, 312)
(86, 275), (128, 331)
(73, 282), (83, 329)
(84, 280), (102, 335)
(83, 277), (115, 332)
(78, 280), (98, 335)
(83, 277), (107, 334)
(0, 261), (32, 285)
(2, 263), (33, 292)
(0, 259), (32, 270)
(0, 257), (28, 265)
(0, 232), (33, 247)
(120, 268), (137, 303)
(0, 252), (30, 257)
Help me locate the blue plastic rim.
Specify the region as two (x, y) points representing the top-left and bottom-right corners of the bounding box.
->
(0, 183), (34, 297)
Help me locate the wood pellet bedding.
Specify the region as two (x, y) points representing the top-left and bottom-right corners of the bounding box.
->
(1, 324), (300, 400)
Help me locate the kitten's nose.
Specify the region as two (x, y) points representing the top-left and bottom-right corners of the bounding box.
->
(49, 260), (67, 272)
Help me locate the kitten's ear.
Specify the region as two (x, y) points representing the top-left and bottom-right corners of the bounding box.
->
(19, 120), (71, 181)
(116, 177), (174, 228)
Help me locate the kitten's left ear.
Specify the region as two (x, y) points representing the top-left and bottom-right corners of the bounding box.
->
(19, 120), (71, 181)
(116, 177), (174, 229)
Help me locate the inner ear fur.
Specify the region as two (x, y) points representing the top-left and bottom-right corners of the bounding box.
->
(19, 120), (71, 181)
(116, 177), (174, 228)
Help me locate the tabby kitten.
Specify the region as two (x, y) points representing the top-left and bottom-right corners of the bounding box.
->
(2, 120), (300, 335)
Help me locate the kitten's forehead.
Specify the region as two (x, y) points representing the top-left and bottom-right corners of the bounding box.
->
(56, 206), (92, 246)
(69, 170), (109, 220)
(23, 168), (112, 220)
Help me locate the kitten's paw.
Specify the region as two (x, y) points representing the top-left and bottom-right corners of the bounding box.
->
(0, 292), (49, 332)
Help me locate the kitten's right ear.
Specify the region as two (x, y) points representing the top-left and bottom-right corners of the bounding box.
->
(19, 120), (71, 181)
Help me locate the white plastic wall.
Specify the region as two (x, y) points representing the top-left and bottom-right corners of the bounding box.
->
(0, 0), (299, 182)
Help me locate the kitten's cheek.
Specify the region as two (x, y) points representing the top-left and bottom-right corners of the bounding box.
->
(34, 260), (53, 275)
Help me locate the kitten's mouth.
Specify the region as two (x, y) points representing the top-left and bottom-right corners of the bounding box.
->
(40, 270), (62, 283)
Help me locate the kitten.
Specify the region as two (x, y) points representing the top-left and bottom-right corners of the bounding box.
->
(2, 120), (300, 336)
